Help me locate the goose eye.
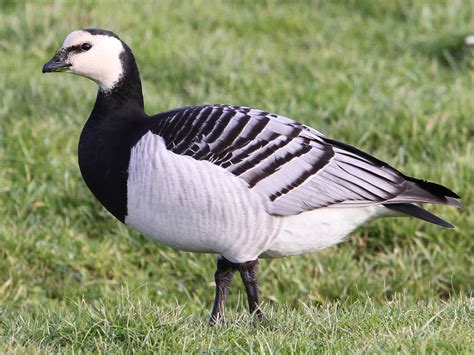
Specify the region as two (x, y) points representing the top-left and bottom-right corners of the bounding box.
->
(81, 43), (92, 51)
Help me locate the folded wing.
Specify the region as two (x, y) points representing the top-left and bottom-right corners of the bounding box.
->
(150, 105), (460, 221)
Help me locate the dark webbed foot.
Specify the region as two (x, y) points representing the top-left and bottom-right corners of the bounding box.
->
(209, 256), (262, 325)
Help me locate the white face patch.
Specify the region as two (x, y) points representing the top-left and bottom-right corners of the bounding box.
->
(62, 30), (125, 91)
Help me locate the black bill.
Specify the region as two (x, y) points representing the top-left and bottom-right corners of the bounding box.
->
(42, 49), (71, 73)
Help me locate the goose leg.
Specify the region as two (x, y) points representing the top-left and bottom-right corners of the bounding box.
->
(209, 256), (236, 325)
(238, 259), (263, 317)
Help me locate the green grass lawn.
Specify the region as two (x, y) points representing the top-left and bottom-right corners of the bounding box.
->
(1, 0), (473, 352)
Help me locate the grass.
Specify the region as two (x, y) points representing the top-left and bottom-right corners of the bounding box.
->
(0, 0), (473, 352)
(2, 291), (472, 353)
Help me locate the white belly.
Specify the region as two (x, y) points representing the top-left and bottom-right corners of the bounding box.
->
(262, 205), (387, 258)
(125, 132), (279, 263)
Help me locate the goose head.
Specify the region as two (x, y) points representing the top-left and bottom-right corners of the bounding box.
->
(43, 29), (127, 92)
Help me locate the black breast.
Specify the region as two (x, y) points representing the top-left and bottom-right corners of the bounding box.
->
(78, 112), (148, 222)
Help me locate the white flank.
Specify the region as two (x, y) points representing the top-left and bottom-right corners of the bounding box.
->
(126, 132), (393, 262)
(62, 30), (124, 91)
(262, 205), (387, 258)
(125, 132), (280, 263)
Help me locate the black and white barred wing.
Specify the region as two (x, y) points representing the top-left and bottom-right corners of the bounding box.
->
(150, 105), (410, 216)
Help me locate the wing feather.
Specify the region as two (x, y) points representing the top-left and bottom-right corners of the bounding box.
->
(149, 104), (459, 216)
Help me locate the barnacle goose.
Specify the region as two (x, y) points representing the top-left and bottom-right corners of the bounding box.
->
(43, 29), (461, 324)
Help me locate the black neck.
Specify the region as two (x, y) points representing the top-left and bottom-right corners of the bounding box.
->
(91, 43), (145, 118)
